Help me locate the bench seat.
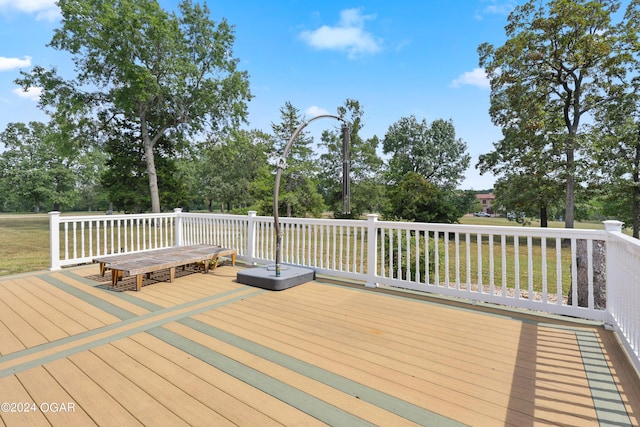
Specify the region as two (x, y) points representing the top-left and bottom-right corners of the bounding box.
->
(93, 245), (236, 291)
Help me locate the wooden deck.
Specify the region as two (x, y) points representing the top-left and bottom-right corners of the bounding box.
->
(0, 263), (638, 426)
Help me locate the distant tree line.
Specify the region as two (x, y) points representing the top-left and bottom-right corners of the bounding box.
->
(1, 0), (639, 238)
(0, 98), (475, 223)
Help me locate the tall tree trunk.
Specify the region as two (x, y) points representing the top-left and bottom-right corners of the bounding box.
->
(570, 239), (606, 309)
(140, 115), (161, 213)
(143, 137), (161, 213)
(565, 147), (575, 229)
(540, 206), (548, 228)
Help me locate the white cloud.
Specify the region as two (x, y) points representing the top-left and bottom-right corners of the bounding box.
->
(451, 68), (490, 89)
(299, 8), (382, 59)
(475, 0), (517, 20)
(0, 0), (59, 20)
(13, 86), (42, 101)
(0, 56), (32, 71)
(305, 106), (331, 118)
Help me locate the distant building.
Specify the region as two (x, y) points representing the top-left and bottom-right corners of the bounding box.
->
(476, 193), (495, 215)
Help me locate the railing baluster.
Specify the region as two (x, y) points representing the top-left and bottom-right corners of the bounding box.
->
(425, 230), (430, 285)
(477, 233), (482, 288)
(556, 237), (563, 305)
(434, 231), (440, 286)
(415, 229), (421, 283)
(501, 235), (507, 297)
(527, 236), (533, 300)
(587, 239), (594, 310)
(465, 233), (471, 290)
(489, 234), (495, 294)
(571, 238), (578, 306)
(541, 237), (548, 303)
(514, 236), (520, 299)
(454, 232), (460, 289)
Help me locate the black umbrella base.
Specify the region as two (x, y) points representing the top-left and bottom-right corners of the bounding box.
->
(236, 265), (315, 291)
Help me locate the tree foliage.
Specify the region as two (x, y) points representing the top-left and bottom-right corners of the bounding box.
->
(197, 129), (274, 213)
(477, 126), (566, 226)
(382, 115), (470, 190)
(0, 122), (79, 212)
(591, 87), (640, 237)
(271, 102), (325, 217)
(317, 99), (385, 218)
(478, 0), (639, 228)
(385, 172), (466, 224)
(16, 0), (251, 213)
(101, 132), (190, 213)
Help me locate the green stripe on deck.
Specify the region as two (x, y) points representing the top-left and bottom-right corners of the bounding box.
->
(148, 326), (379, 427)
(576, 331), (633, 427)
(38, 273), (140, 320)
(169, 317), (465, 427)
(64, 270), (164, 312)
(0, 287), (263, 378)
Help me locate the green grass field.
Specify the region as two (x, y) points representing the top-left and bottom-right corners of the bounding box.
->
(0, 214), (51, 275)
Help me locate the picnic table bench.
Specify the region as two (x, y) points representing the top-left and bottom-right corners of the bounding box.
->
(93, 244), (236, 291)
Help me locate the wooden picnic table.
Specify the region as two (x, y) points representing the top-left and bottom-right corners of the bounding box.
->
(93, 244), (236, 291)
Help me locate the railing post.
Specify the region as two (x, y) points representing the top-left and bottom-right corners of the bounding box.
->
(49, 211), (61, 271)
(174, 208), (183, 247)
(603, 220), (623, 233)
(365, 214), (379, 287)
(603, 220), (624, 329)
(246, 211), (257, 265)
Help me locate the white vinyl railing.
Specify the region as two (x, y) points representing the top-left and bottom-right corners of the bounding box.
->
(49, 210), (639, 372)
(604, 223), (640, 373)
(49, 210), (177, 268)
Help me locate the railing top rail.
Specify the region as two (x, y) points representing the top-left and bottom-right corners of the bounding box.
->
(375, 220), (608, 238)
(277, 216), (367, 223)
(179, 212), (252, 220)
(608, 230), (640, 250)
(54, 212), (178, 223)
(184, 214), (369, 225)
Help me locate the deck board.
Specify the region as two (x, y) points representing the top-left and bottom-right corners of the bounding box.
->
(130, 332), (323, 426)
(0, 282), (68, 342)
(192, 292), (530, 425)
(16, 366), (95, 426)
(111, 336), (286, 427)
(0, 264), (638, 427)
(206, 290), (599, 423)
(20, 276), (110, 330)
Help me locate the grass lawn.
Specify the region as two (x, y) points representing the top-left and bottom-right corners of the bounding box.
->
(0, 214), (51, 275)
(459, 214), (606, 230)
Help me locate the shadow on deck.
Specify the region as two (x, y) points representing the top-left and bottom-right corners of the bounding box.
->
(0, 263), (638, 426)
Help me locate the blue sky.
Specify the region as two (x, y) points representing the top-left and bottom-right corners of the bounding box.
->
(0, 0), (521, 190)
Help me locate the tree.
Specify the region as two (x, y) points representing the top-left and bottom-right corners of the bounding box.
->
(271, 102), (325, 217)
(478, 0), (638, 228)
(317, 99), (385, 217)
(100, 128), (190, 213)
(382, 116), (470, 190)
(477, 126), (566, 226)
(198, 129), (273, 213)
(0, 122), (78, 212)
(591, 88), (640, 238)
(385, 172), (464, 224)
(17, 0), (251, 213)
